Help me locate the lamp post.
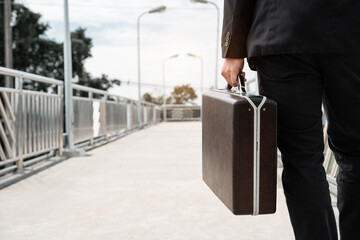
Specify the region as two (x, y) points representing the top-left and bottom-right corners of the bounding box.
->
(162, 54), (179, 122)
(187, 53), (203, 94)
(137, 6), (166, 128)
(188, 53), (204, 119)
(190, 0), (219, 89)
(63, 0), (74, 150)
(4, 0), (13, 88)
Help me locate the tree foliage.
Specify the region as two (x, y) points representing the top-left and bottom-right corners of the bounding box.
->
(0, 3), (120, 93)
(143, 84), (198, 105)
(169, 84), (197, 104)
(142, 92), (172, 105)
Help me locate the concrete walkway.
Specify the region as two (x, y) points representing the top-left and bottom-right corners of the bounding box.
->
(0, 122), (294, 240)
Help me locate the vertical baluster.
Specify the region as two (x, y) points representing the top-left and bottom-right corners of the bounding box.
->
(35, 95), (41, 152)
(48, 96), (51, 148)
(50, 96), (54, 148)
(104, 95), (108, 142)
(126, 100), (130, 132)
(41, 94), (45, 150)
(46, 95), (50, 149)
(44, 95), (47, 150)
(55, 96), (59, 147)
(36, 95), (40, 152)
(33, 95), (36, 152)
(73, 99), (77, 143)
(89, 92), (94, 146)
(36, 94), (40, 152)
(49, 95), (53, 148)
(23, 93), (27, 155)
(10, 92), (16, 158)
(48, 96), (53, 148)
(42, 94), (45, 150)
(26, 94), (30, 154)
(29, 94), (33, 154)
(33, 94), (37, 152)
(58, 86), (63, 156)
(54, 96), (57, 148)
(54, 96), (58, 148)
(39, 94), (42, 151)
(47, 95), (51, 149)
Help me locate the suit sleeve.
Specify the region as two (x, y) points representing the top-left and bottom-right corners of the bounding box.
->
(222, 0), (255, 58)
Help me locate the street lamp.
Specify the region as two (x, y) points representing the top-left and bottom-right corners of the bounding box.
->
(162, 54), (179, 122)
(190, 0), (220, 89)
(63, 0), (74, 150)
(137, 5), (166, 128)
(187, 53), (203, 95)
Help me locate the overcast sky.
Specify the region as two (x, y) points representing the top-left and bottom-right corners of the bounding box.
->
(17, 0), (257, 104)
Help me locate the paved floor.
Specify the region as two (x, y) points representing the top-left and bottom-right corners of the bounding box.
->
(0, 122), (294, 240)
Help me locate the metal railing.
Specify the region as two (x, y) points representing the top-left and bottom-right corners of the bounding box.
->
(71, 84), (162, 149)
(0, 67), (64, 176)
(0, 67), (162, 183)
(164, 105), (201, 121)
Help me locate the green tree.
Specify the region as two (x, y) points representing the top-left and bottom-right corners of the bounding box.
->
(75, 73), (121, 98)
(168, 84), (197, 104)
(71, 28), (92, 80)
(143, 84), (197, 105)
(0, 3), (120, 93)
(142, 92), (171, 105)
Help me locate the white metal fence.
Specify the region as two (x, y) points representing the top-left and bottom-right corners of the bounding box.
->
(164, 105), (201, 121)
(0, 68), (63, 177)
(71, 83), (162, 148)
(0, 67), (162, 184)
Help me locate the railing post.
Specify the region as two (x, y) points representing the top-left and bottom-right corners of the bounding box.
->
(57, 85), (63, 156)
(153, 105), (156, 123)
(89, 92), (94, 146)
(15, 77), (24, 171)
(142, 103), (145, 126)
(116, 97), (121, 137)
(126, 100), (129, 132)
(104, 94), (109, 142)
(63, 0), (74, 149)
(10, 91), (16, 162)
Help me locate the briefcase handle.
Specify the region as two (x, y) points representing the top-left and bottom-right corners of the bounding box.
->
(226, 74), (247, 95)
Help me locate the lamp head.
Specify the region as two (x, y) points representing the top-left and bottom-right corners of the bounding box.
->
(148, 5), (167, 14)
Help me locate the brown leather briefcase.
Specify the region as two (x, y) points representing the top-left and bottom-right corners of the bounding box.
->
(202, 76), (277, 215)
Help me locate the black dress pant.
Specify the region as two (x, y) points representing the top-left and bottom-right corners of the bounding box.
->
(254, 54), (360, 240)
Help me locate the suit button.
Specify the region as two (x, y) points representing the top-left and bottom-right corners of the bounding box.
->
(225, 32), (231, 47)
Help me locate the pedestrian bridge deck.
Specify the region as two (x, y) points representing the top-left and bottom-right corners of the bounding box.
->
(0, 122), (294, 240)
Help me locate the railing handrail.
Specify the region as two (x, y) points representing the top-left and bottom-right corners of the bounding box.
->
(73, 83), (112, 96)
(72, 83), (159, 108)
(0, 67), (63, 86)
(0, 67), (158, 108)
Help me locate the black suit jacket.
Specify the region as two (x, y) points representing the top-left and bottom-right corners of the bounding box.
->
(222, 0), (360, 59)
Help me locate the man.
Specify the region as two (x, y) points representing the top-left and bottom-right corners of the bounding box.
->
(220, 1), (360, 239)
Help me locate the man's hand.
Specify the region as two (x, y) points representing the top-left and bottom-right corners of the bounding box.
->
(221, 58), (245, 87)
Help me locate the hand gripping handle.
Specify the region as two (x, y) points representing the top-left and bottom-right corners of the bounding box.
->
(226, 74), (247, 94)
